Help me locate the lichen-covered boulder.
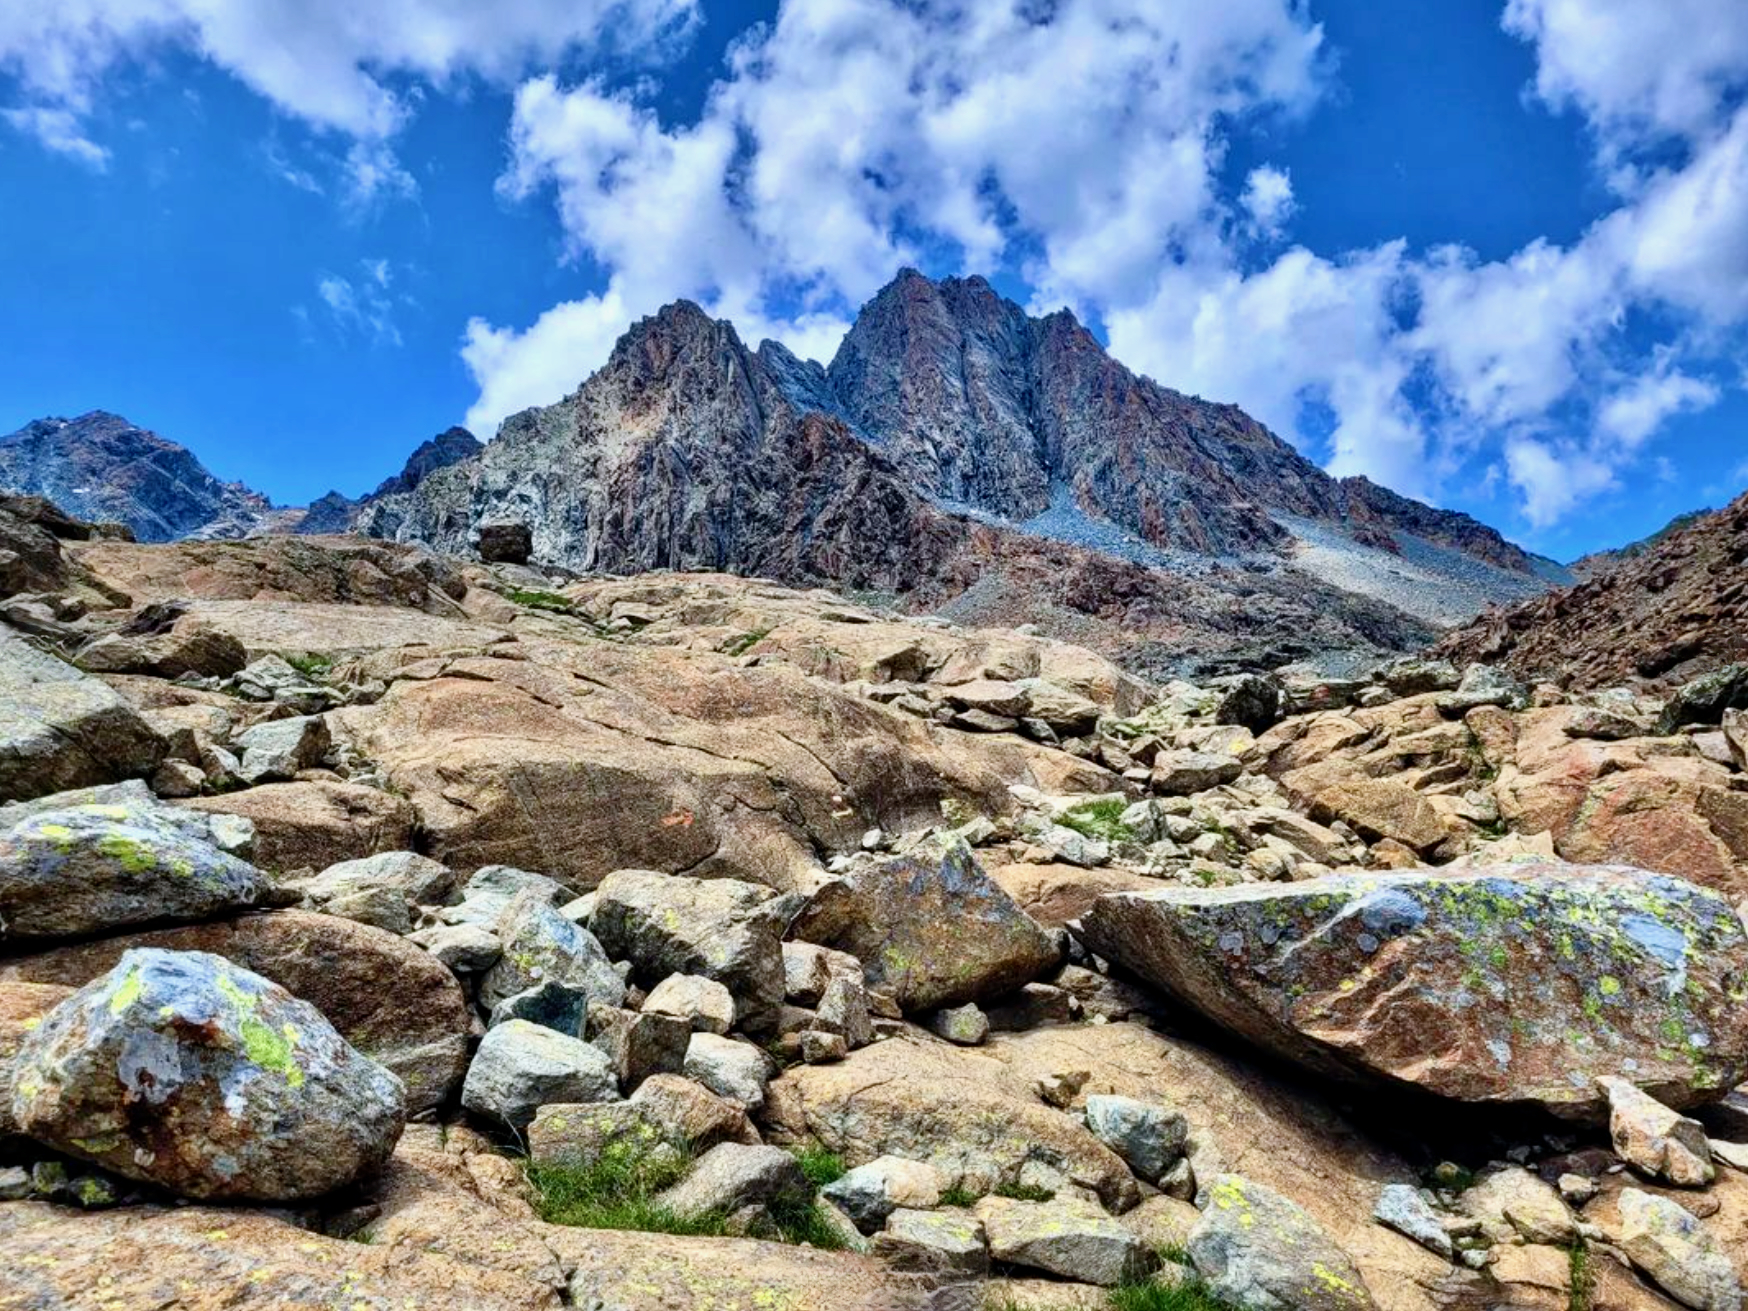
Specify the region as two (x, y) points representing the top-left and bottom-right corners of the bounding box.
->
(9, 949), (406, 1200)
(478, 890), (626, 1012)
(1081, 865), (1748, 1118)
(0, 800), (284, 943)
(790, 838), (1058, 1012)
(1189, 1175), (1377, 1311)
(591, 870), (787, 1034)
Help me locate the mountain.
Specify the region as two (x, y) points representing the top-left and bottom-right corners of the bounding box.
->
(0, 412), (286, 542)
(1436, 488), (1748, 688)
(293, 425), (482, 535)
(1569, 506), (1712, 579)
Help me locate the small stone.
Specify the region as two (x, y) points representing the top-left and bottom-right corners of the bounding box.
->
(407, 922), (502, 974)
(1461, 1166), (1575, 1246)
(232, 714), (331, 784)
(643, 974), (736, 1035)
(1151, 751), (1242, 797)
(529, 1101), (663, 1169)
(1035, 1068), (1089, 1109)
(975, 1194), (1155, 1287)
(1557, 1173), (1597, 1205)
(683, 1032), (773, 1110)
(1600, 1076), (1715, 1187)
(587, 1005), (691, 1091)
(488, 980), (591, 1037)
(815, 969), (873, 1049)
(655, 1143), (810, 1220)
(799, 1029), (847, 1063)
(928, 1003), (990, 1046)
(150, 760), (206, 798)
(460, 1019), (618, 1131)
(629, 1074), (759, 1150)
(986, 983), (1076, 1032)
(873, 1208), (989, 1277)
(1615, 1188), (1741, 1311)
(822, 1156), (945, 1232)
(1373, 1184), (1453, 1259)
(1083, 1094), (1188, 1184)
(0, 1165), (29, 1200)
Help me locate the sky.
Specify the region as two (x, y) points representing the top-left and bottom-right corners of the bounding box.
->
(0, 1), (1745, 562)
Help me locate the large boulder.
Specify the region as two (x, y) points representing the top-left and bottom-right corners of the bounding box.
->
(974, 1194), (1154, 1287)
(461, 1019), (618, 1131)
(10, 948), (406, 1200)
(0, 796), (283, 943)
(0, 909), (470, 1115)
(0, 629), (164, 802)
(590, 870), (785, 1034)
(789, 839), (1058, 1012)
(1081, 865), (1748, 1117)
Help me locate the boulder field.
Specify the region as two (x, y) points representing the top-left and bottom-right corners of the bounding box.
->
(1, 529), (1747, 1309)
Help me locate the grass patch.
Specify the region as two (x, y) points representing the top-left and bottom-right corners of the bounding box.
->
(993, 1182), (1055, 1202)
(938, 1185), (979, 1208)
(282, 652), (331, 680)
(528, 1140), (848, 1251)
(720, 628), (773, 657)
(1057, 798), (1136, 843)
(505, 588), (580, 615)
(1568, 1242), (1595, 1311)
(527, 1142), (725, 1237)
(791, 1145), (846, 1189)
(1110, 1274), (1242, 1311)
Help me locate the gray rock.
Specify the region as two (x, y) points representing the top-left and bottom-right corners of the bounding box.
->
(1189, 1175), (1377, 1311)
(586, 1005), (690, 1090)
(528, 1101), (665, 1169)
(683, 1033), (773, 1111)
(460, 1019), (619, 1131)
(591, 870), (787, 1036)
(0, 630), (165, 803)
(873, 1207), (989, 1277)
(790, 838), (1058, 1012)
(1378, 657), (1462, 696)
(1615, 1188), (1742, 1311)
(441, 864), (566, 927)
(928, 1003), (990, 1046)
(317, 883), (412, 934)
(629, 1073), (760, 1151)
(782, 942), (836, 1006)
(1037, 824), (1110, 868)
(10, 948), (405, 1201)
(301, 851), (456, 910)
(1436, 665), (1529, 713)
(1215, 674), (1283, 734)
(654, 1143), (810, 1220)
(1659, 665), (1748, 735)
(974, 1194), (1154, 1287)
(1601, 1075), (1715, 1186)
(822, 1156), (945, 1231)
(232, 714), (331, 784)
(1151, 750), (1243, 796)
(407, 922), (502, 973)
(643, 974), (736, 1035)
(985, 982), (1075, 1032)
(0, 799), (283, 943)
(815, 968), (873, 1049)
(1460, 1166), (1574, 1245)
(1372, 1184), (1453, 1260)
(488, 980), (590, 1037)
(478, 890), (626, 1012)
(1083, 1094), (1188, 1183)
(149, 760), (206, 799)
(0, 1165), (28, 1200)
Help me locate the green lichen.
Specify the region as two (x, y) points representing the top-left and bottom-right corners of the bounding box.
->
(96, 833), (156, 874)
(108, 966), (144, 1016)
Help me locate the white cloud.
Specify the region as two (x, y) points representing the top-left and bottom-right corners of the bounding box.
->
(1, 105), (110, 166)
(1596, 362), (1719, 449)
(0, 0), (698, 164)
(1505, 435), (1619, 528)
(1241, 165), (1296, 236)
(461, 290), (629, 435)
(315, 260), (404, 346)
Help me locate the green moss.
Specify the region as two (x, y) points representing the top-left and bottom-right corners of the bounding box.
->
(239, 1017), (304, 1088)
(96, 833), (157, 874)
(790, 1145), (846, 1189)
(108, 966), (144, 1016)
(938, 1185), (979, 1208)
(1568, 1241), (1595, 1311)
(505, 588), (581, 615)
(282, 653), (332, 680)
(720, 628), (773, 657)
(1058, 798), (1137, 843)
(993, 1181), (1055, 1202)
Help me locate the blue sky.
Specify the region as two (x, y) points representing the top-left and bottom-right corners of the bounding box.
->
(0, 0), (1744, 562)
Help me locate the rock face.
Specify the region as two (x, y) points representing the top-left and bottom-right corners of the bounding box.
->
(0, 797), (282, 943)
(0, 630), (165, 803)
(1081, 866), (1748, 1116)
(1613, 1189), (1741, 1311)
(1439, 488), (1748, 689)
(10, 949), (406, 1200)
(0, 910), (470, 1115)
(0, 412), (285, 542)
(790, 840), (1058, 1011)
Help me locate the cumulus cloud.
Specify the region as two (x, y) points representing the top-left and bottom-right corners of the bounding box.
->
(0, 0), (699, 187)
(1241, 166), (1296, 236)
(314, 259), (404, 346)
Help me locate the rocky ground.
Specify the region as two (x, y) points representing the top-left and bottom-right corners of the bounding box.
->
(2, 509), (1748, 1311)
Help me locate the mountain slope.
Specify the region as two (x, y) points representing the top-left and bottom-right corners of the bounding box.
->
(0, 412), (283, 542)
(1436, 489), (1748, 687)
(293, 426), (483, 535)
